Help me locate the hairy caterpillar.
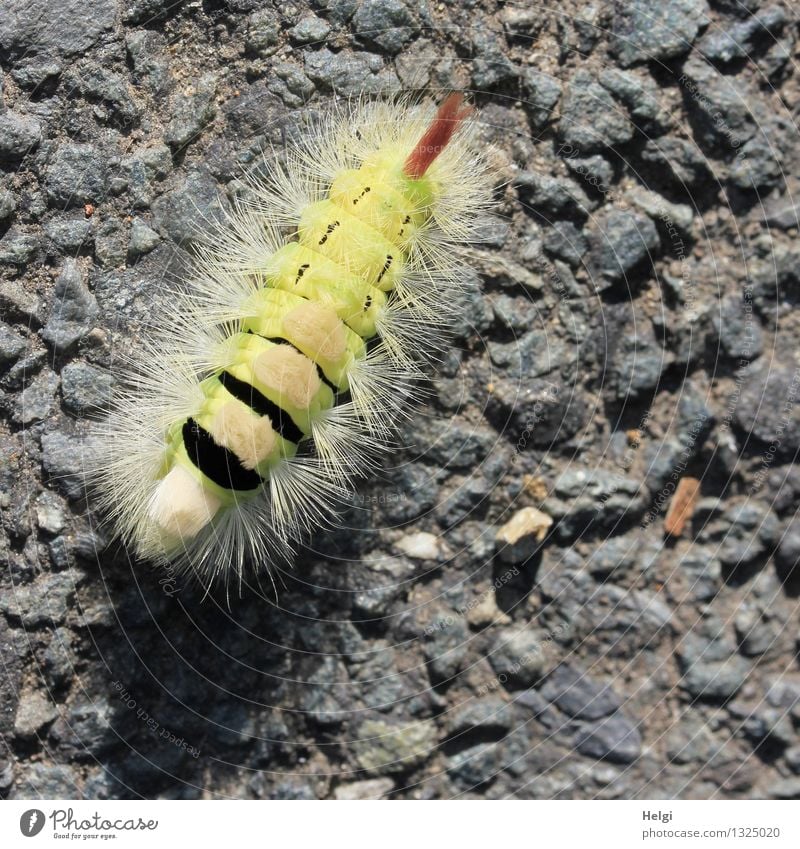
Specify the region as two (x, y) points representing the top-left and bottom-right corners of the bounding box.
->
(90, 94), (495, 584)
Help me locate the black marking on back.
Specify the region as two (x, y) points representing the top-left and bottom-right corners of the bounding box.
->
(218, 371), (304, 444)
(376, 254), (393, 285)
(352, 186), (371, 206)
(318, 220), (340, 245)
(182, 418), (263, 492)
(295, 263), (310, 285)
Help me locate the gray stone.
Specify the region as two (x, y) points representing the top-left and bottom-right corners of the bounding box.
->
(608, 319), (664, 401)
(470, 30), (518, 90)
(42, 628), (73, 689)
(10, 60), (62, 90)
(68, 64), (139, 126)
(521, 69), (561, 128)
(164, 74), (217, 149)
(735, 605), (779, 656)
(50, 699), (115, 756)
(353, 717), (437, 775)
(514, 171), (592, 218)
(585, 534), (660, 579)
(128, 218), (161, 259)
(14, 367), (59, 424)
(151, 170), (228, 247)
(94, 218), (128, 268)
(600, 69), (669, 134)
(378, 463), (439, 523)
(41, 431), (92, 500)
(763, 193), (800, 230)
(289, 15), (331, 45)
(0, 227), (39, 266)
(575, 713), (642, 763)
(415, 420), (494, 471)
(448, 698), (512, 735)
(245, 9), (281, 58)
(126, 30), (171, 96)
(677, 382), (714, 454)
(447, 743), (501, 789)
(0, 188), (16, 223)
(681, 55), (758, 148)
(41, 260), (98, 351)
(0, 110), (42, 160)
(44, 215), (94, 253)
(575, 585), (671, 654)
(14, 688), (58, 737)
(0, 0), (116, 62)
(268, 63), (316, 109)
(728, 120), (787, 191)
(677, 622), (751, 699)
(488, 628), (548, 688)
(769, 778), (800, 800)
(423, 613), (468, 683)
(304, 49), (400, 96)
(544, 469), (647, 536)
(712, 293), (763, 361)
(586, 208), (661, 287)
(46, 143), (108, 208)
(353, 581), (404, 620)
(543, 221), (587, 267)
(123, 0), (185, 24)
(698, 6), (786, 64)
(564, 154), (614, 192)
(665, 712), (721, 765)
(487, 376), (587, 449)
(776, 516), (800, 576)
(0, 321), (26, 364)
(542, 664), (622, 720)
(122, 147), (171, 209)
(677, 550), (722, 601)
(321, 0), (359, 26)
(353, 0), (418, 56)
(611, 0), (710, 67)
(640, 137), (711, 188)
(627, 186), (695, 236)
(701, 502), (779, 566)
(10, 764), (80, 800)
(349, 649), (417, 713)
(0, 569), (84, 627)
(60, 361), (115, 413)
(559, 70), (634, 153)
(785, 746), (800, 774)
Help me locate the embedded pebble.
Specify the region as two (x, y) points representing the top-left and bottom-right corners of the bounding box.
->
(41, 260), (98, 351)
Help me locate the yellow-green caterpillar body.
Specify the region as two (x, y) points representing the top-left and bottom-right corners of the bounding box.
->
(91, 94), (494, 584)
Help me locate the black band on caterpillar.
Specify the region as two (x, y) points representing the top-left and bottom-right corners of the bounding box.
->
(218, 371), (304, 445)
(182, 418), (264, 492)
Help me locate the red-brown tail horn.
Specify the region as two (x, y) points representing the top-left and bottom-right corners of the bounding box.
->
(402, 93), (473, 180)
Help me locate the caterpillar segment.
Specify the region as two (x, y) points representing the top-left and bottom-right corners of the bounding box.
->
(91, 94), (494, 581)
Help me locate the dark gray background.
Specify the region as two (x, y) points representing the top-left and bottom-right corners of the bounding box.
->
(1, 0), (799, 799)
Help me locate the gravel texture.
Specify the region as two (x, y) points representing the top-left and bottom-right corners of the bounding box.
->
(1, 0), (800, 801)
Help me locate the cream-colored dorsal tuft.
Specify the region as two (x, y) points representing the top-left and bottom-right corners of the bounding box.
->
(210, 401), (277, 469)
(148, 465), (222, 541)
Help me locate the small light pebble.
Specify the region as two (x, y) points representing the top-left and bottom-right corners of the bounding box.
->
(13, 689), (58, 737)
(35, 489), (67, 534)
(495, 506), (553, 563)
(394, 531), (442, 560)
(333, 778), (394, 800)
